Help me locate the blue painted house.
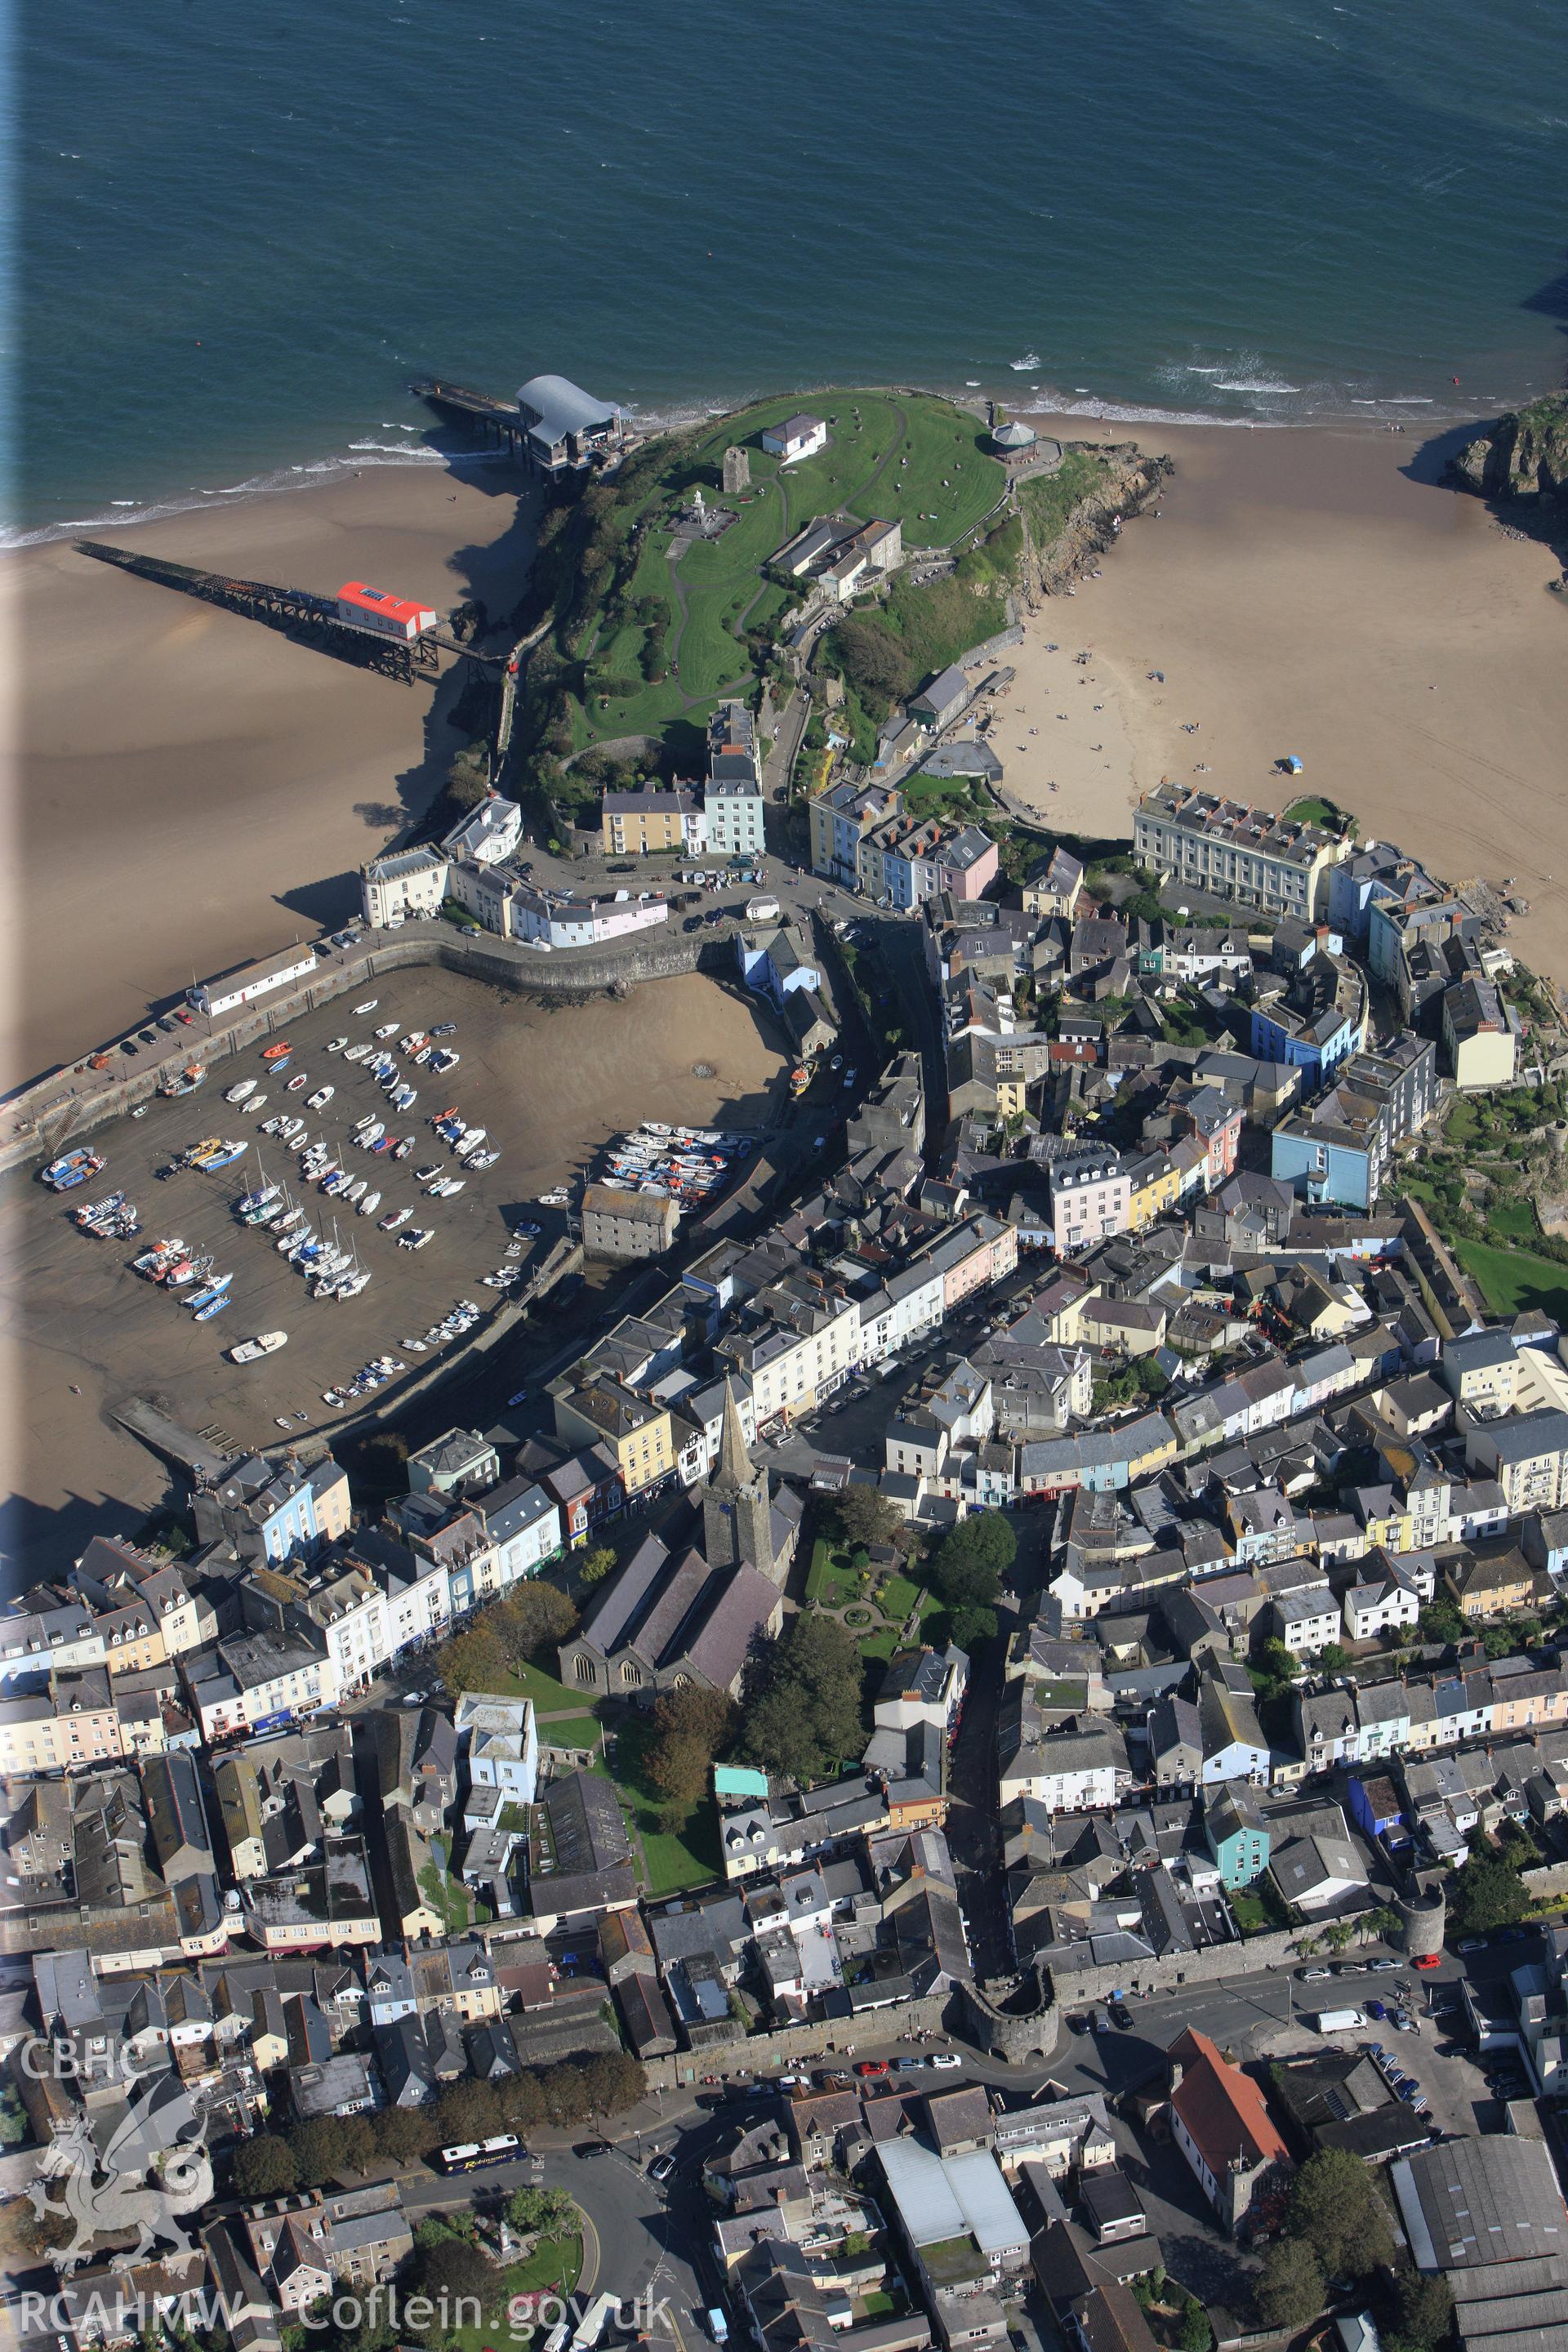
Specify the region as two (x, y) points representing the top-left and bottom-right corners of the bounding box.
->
(1346, 1770), (1409, 1850)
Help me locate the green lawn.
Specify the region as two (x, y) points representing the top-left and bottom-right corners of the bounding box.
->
(1486, 1197), (1540, 1242)
(536, 1715), (604, 1753)
(501, 1658), (584, 1716)
(442, 2232), (583, 2352)
(606, 1714), (720, 1897)
(806, 1537), (865, 1609)
(1282, 795), (1343, 830)
(419, 1834), (473, 1934)
(878, 1575), (922, 1624)
(566, 389), (1007, 750)
(1455, 1237), (1568, 1321)
(902, 771), (996, 823)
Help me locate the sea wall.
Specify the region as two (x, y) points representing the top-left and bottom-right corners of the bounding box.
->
(0, 918), (746, 1176)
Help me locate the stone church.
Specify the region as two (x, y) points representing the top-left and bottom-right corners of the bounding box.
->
(559, 1384), (800, 1702)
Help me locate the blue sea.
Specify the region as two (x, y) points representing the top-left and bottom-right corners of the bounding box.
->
(13, 0), (1568, 542)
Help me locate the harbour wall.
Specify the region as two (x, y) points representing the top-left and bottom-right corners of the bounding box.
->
(0, 919), (749, 1177)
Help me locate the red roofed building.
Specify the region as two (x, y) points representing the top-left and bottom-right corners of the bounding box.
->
(1166, 2025), (1291, 2238)
(336, 581), (438, 640)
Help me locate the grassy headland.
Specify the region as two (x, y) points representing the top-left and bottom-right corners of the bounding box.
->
(512, 390), (1009, 812)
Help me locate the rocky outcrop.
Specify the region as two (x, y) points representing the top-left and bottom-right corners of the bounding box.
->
(1017, 440), (1172, 599)
(1449, 389), (1568, 505)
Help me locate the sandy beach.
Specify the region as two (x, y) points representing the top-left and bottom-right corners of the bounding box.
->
(0, 457), (539, 1094)
(1000, 416), (1568, 984)
(4, 412), (1567, 1108)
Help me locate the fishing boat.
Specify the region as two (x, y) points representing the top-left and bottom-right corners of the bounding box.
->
(186, 1273), (234, 1312)
(229, 1330), (288, 1363)
(74, 1191), (125, 1227)
(198, 1140), (247, 1172)
(158, 1063), (207, 1097)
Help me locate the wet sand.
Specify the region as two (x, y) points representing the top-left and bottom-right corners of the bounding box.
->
(0, 966), (786, 1592)
(1001, 416), (1568, 982)
(1, 458), (539, 1094)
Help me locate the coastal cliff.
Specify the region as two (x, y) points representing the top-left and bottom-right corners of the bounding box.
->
(1449, 388), (1568, 506)
(1015, 439), (1172, 596)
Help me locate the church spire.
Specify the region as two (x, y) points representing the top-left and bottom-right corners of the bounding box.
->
(714, 1378), (752, 1491)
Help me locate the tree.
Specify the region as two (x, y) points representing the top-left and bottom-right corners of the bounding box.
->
(579, 2051), (645, 2114)
(948, 1604), (998, 1652)
(1283, 2149), (1393, 2278)
(233, 2135), (300, 2198)
(437, 1624), (509, 1700)
(1361, 1905), (1401, 1947)
(1419, 1595), (1465, 1646)
(742, 1615), (864, 1781)
(1384, 2270), (1453, 2352)
(416, 2237), (495, 2305)
(1255, 2239), (1325, 2331)
(495, 1579), (578, 1663)
(1320, 1642), (1351, 1673)
(435, 2080), (503, 2145)
(647, 1684), (734, 1827)
(829, 1489), (903, 1550)
(506, 2185), (578, 2240)
(287, 2117), (353, 2186)
(1178, 2299), (1213, 2352)
(336, 2115), (378, 2175)
(495, 2071), (549, 2132)
(1450, 1852), (1530, 1936)
(0, 2082), (27, 2146)
(940, 1505), (1010, 1599)
(373, 2107), (439, 2162)
(578, 1547), (617, 1588)
(1324, 1918), (1356, 1953)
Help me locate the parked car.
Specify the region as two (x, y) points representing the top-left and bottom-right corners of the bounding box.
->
(1108, 2002), (1134, 2030)
(1366, 1957), (1400, 1973)
(648, 2153), (676, 2181)
(928, 2051), (962, 2069)
(1298, 1966), (1333, 1982)
(854, 2060), (888, 2078)
(575, 2142), (614, 2158)
(1457, 1939), (1488, 1954)
(893, 2057), (926, 2074)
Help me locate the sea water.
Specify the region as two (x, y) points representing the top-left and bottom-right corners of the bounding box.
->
(13, 0), (1568, 541)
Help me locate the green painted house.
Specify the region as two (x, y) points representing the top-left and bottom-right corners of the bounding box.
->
(1205, 1781), (1271, 1890)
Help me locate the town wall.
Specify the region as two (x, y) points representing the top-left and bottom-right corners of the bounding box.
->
(638, 1992), (951, 2089)
(1044, 1923), (1312, 2010)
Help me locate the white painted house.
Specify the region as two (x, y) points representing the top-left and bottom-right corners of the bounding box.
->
(761, 413), (828, 464)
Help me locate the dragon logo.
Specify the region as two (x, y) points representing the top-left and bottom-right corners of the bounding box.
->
(28, 2080), (214, 2273)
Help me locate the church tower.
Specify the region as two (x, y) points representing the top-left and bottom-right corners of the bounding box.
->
(703, 1382), (777, 1585)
